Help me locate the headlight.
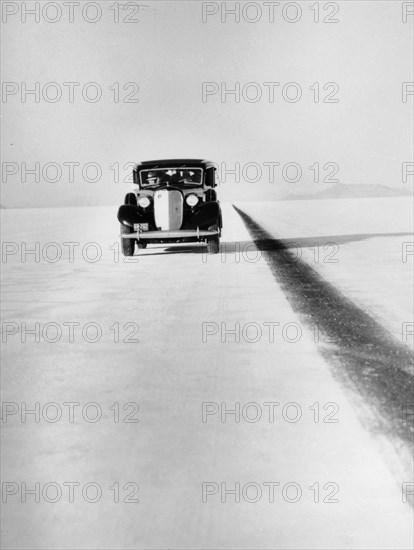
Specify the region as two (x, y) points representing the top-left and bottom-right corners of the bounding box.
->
(138, 196), (150, 208)
(186, 194), (198, 207)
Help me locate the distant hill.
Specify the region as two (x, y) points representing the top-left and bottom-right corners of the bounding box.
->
(281, 183), (413, 201)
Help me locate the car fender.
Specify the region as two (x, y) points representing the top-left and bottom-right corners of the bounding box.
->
(183, 201), (221, 230)
(118, 204), (148, 228)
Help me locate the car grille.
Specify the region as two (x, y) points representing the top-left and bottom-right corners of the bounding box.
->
(153, 189), (183, 231)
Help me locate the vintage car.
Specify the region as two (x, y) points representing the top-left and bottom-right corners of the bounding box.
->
(117, 159), (222, 256)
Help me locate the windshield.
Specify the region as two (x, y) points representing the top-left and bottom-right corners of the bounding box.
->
(140, 167), (203, 187)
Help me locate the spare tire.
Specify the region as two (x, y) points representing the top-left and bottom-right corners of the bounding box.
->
(205, 189), (217, 202)
(125, 193), (137, 206)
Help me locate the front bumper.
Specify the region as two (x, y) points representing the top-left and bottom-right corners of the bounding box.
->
(120, 228), (219, 240)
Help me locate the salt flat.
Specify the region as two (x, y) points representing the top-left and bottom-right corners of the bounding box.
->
(1, 200), (413, 549)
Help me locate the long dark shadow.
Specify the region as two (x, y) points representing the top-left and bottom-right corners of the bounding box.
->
(234, 205), (414, 449)
(222, 231), (413, 252)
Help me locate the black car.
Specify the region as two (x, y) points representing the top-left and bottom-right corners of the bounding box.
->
(117, 159), (222, 256)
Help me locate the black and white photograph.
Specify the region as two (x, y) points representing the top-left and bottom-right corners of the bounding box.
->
(1, 1), (413, 548)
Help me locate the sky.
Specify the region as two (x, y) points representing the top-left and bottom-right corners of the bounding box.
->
(1, 0), (413, 206)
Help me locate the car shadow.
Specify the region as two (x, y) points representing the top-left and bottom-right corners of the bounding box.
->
(142, 244), (206, 256)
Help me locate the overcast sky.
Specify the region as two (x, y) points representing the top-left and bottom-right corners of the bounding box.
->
(1, 0), (413, 206)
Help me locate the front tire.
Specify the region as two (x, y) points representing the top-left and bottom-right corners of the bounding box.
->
(206, 224), (220, 254)
(206, 237), (219, 254)
(120, 224), (135, 256)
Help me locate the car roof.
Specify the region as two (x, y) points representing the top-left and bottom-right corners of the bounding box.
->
(135, 159), (215, 170)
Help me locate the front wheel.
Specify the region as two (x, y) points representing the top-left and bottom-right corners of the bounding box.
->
(120, 224), (135, 256)
(206, 224), (220, 254)
(206, 237), (220, 254)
